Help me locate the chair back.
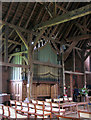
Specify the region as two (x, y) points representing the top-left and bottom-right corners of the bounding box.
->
(3, 106), (9, 117)
(45, 99), (52, 102)
(9, 107), (16, 118)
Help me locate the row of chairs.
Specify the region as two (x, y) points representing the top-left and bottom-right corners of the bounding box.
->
(0, 104), (27, 119)
(10, 99), (65, 118)
(46, 97), (73, 103)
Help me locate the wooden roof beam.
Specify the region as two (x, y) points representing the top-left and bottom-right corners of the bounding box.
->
(9, 51), (28, 57)
(2, 38), (23, 45)
(15, 28), (28, 49)
(64, 34), (91, 61)
(4, 2), (13, 22)
(43, 3), (53, 18)
(25, 3), (37, 28)
(34, 4), (91, 30)
(66, 34), (91, 42)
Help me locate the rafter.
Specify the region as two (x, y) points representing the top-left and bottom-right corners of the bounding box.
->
(11, 3), (20, 24)
(34, 4), (91, 30)
(43, 3), (53, 18)
(4, 2), (13, 22)
(18, 3), (30, 26)
(25, 3), (37, 28)
(51, 40), (60, 54)
(56, 3), (67, 13)
(64, 40), (78, 61)
(0, 24), (4, 30)
(76, 49), (82, 60)
(75, 22), (91, 33)
(9, 51), (28, 57)
(64, 34), (91, 61)
(15, 28), (28, 49)
(66, 34), (91, 42)
(2, 38), (23, 45)
(0, 20), (31, 34)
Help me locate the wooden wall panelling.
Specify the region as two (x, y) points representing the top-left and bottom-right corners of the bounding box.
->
(51, 84), (58, 99)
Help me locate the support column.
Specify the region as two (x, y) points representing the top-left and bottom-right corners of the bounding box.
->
(81, 51), (86, 88)
(4, 25), (8, 63)
(0, 1), (2, 94)
(70, 74), (73, 98)
(27, 34), (33, 101)
(62, 52), (66, 95)
(73, 49), (75, 72)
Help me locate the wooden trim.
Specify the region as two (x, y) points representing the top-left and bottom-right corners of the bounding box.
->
(65, 71), (84, 75)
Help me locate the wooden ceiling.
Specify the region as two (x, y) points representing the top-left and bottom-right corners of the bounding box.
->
(1, 2), (91, 61)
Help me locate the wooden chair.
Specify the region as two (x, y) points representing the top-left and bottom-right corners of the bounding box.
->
(31, 99), (37, 104)
(15, 101), (22, 111)
(21, 102), (29, 113)
(45, 99), (52, 102)
(9, 106), (28, 118)
(28, 103), (36, 117)
(35, 103), (51, 118)
(59, 98), (64, 103)
(53, 98), (60, 103)
(78, 110), (91, 118)
(51, 102), (65, 115)
(0, 104), (3, 115)
(37, 100), (44, 105)
(10, 100), (16, 108)
(63, 97), (69, 103)
(44, 102), (51, 112)
(68, 97), (73, 102)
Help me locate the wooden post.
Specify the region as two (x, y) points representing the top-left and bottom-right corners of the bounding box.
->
(0, 2), (2, 94)
(81, 51), (87, 88)
(70, 74), (73, 98)
(73, 49), (75, 72)
(4, 25), (8, 63)
(62, 51), (66, 95)
(27, 34), (33, 100)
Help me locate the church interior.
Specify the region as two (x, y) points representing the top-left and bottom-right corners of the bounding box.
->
(0, 1), (91, 119)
